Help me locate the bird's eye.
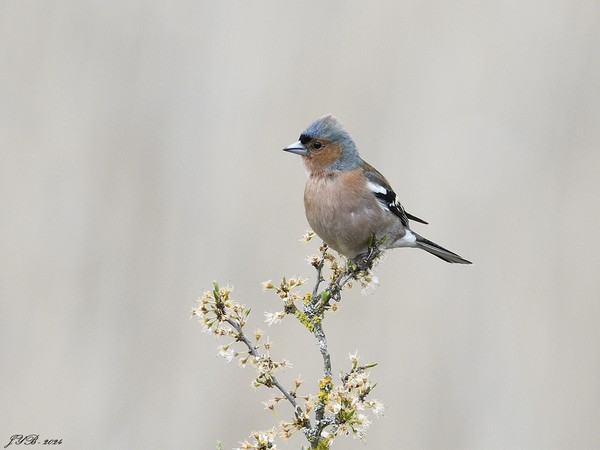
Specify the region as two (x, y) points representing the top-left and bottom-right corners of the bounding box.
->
(312, 141), (323, 150)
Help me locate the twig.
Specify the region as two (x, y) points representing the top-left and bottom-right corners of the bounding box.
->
(310, 245), (328, 299)
(225, 317), (306, 420)
(302, 241), (382, 447)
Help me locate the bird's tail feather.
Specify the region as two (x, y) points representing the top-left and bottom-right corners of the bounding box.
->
(414, 233), (472, 264)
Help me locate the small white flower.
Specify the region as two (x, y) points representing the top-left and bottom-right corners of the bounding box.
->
(360, 274), (379, 296)
(263, 398), (276, 410)
(299, 230), (315, 243)
(356, 414), (372, 432)
(320, 430), (332, 439)
(261, 280), (274, 290)
(218, 347), (235, 362)
(329, 400), (342, 413)
(307, 254), (323, 266)
(370, 400), (385, 417)
(264, 311), (285, 326)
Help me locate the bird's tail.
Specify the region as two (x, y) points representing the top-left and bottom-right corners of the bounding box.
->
(413, 233), (472, 264)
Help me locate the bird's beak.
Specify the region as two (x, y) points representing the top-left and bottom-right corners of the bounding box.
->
(283, 140), (308, 156)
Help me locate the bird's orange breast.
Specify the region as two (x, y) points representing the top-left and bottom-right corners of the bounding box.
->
(303, 169), (384, 257)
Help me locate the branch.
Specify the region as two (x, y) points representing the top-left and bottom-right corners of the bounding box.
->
(302, 240), (383, 447)
(327, 244), (382, 303)
(225, 317), (306, 420)
(195, 237), (385, 449)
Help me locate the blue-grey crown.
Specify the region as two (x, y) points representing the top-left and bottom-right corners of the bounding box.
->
(302, 114), (361, 170)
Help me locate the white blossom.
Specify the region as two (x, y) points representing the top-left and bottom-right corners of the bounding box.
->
(264, 311), (285, 326)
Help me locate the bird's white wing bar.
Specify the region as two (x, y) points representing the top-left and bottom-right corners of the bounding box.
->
(366, 181), (387, 195)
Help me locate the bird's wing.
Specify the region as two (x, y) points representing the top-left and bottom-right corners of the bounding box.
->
(405, 212), (428, 225)
(362, 163), (428, 227)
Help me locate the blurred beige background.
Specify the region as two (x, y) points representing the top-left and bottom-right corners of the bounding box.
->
(2, 1), (600, 449)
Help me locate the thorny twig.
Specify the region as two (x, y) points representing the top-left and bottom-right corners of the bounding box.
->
(300, 239), (383, 446)
(225, 317), (305, 418)
(194, 236), (384, 449)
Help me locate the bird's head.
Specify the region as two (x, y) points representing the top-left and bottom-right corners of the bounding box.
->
(283, 114), (361, 173)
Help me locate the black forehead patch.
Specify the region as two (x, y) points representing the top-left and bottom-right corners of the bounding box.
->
(299, 133), (311, 145)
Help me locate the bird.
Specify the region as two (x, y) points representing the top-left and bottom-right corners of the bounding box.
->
(283, 114), (472, 264)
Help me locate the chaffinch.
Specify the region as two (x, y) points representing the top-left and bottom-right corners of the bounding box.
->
(283, 114), (472, 264)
